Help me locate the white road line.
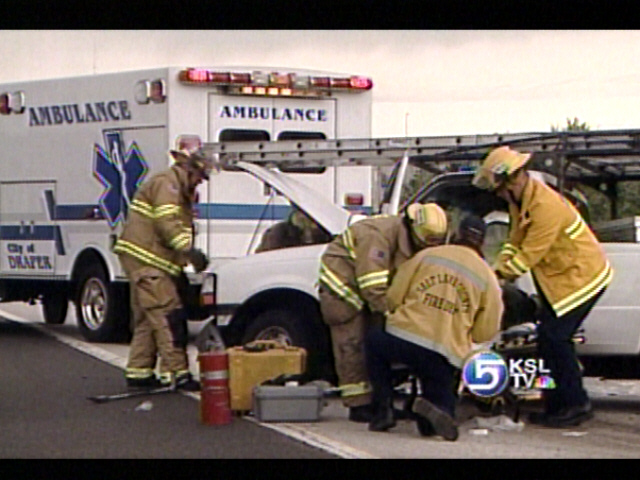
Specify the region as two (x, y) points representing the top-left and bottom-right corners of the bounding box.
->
(243, 417), (378, 459)
(0, 308), (372, 459)
(0, 308), (128, 370)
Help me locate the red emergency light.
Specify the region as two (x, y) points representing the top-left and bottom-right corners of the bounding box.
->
(350, 76), (373, 90)
(209, 72), (231, 83)
(229, 73), (251, 84)
(0, 94), (10, 115)
(344, 193), (364, 206)
(178, 68), (373, 97)
(149, 79), (166, 103)
(309, 77), (330, 89)
(175, 135), (202, 151)
(134, 79), (167, 104)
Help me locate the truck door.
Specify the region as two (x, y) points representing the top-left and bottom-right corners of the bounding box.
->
(0, 181), (58, 276)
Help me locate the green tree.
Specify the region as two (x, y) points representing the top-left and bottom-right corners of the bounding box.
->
(550, 118), (608, 222)
(550, 118), (640, 223)
(403, 168), (435, 204)
(400, 118), (640, 224)
(551, 117), (590, 133)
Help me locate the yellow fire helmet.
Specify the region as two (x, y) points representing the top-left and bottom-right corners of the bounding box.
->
(406, 202), (448, 248)
(472, 146), (532, 191)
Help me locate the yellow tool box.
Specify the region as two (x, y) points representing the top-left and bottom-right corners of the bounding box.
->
(227, 340), (307, 412)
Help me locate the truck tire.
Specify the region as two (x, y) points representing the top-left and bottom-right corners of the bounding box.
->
(75, 264), (129, 343)
(240, 308), (334, 381)
(41, 294), (68, 325)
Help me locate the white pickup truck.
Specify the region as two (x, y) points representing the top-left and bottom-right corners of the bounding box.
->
(198, 161), (364, 379)
(198, 142), (640, 380)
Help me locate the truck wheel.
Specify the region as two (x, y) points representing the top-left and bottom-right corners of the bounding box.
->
(240, 309), (334, 381)
(41, 294), (68, 325)
(75, 264), (129, 343)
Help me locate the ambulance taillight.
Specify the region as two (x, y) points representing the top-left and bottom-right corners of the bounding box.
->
(344, 193), (364, 206)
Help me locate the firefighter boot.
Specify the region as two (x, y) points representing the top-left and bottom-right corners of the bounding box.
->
(530, 401), (593, 428)
(348, 404), (375, 423)
(412, 397), (459, 441)
(126, 376), (162, 390)
(416, 416), (437, 437)
(175, 372), (201, 392)
(368, 400), (397, 432)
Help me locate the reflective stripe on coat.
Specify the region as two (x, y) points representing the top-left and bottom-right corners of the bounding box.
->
(319, 215), (415, 317)
(494, 177), (613, 317)
(114, 163), (195, 276)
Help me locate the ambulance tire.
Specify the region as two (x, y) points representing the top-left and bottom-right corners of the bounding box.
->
(240, 309), (331, 381)
(41, 294), (69, 325)
(75, 264), (129, 343)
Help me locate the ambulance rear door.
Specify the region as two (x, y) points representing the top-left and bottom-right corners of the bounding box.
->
(202, 95), (336, 259)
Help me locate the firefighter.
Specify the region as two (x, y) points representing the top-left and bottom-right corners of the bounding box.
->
(473, 146), (613, 428)
(114, 140), (218, 391)
(364, 215), (503, 440)
(255, 206), (331, 253)
(319, 203), (448, 422)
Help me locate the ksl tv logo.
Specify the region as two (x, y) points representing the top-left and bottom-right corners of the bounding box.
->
(461, 350), (556, 398)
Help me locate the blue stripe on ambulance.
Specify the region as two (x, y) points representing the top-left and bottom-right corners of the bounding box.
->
(48, 203), (373, 221)
(0, 225), (65, 255)
(2, 202), (371, 259)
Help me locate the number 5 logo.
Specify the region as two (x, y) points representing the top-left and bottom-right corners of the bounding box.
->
(462, 350), (509, 398)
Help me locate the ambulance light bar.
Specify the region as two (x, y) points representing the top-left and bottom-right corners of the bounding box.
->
(178, 68), (373, 97)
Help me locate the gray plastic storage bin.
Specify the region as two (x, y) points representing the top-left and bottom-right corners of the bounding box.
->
(252, 384), (323, 422)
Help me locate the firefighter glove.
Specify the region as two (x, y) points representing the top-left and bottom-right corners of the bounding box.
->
(188, 248), (209, 273)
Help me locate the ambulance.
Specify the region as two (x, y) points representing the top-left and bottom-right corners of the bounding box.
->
(0, 66), (374, 341)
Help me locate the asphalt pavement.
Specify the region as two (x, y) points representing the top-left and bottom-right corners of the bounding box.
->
(4, 303), (640, 460)
(0, 318), (337, 459)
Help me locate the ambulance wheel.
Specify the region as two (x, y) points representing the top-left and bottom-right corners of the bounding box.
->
(241, 308), (330, 380)
(41, 294), (69, 325)
(75, 264), (129, 343)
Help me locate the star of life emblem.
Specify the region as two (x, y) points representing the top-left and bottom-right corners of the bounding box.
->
(93, 131), (148, 228)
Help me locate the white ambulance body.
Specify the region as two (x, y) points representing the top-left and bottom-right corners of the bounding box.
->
(0, 66), (374, 341)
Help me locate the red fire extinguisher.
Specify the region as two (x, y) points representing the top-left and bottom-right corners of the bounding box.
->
(198, 325), (232, 425)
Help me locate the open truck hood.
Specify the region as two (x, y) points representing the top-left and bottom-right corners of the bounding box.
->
(233, 160), (352, 235)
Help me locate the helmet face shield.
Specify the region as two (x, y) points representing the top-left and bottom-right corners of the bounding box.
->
(193, 157), (214, 180)
(474, 147), (531, 191)
(170, 139), (221, 180)
(185, 152), (221, 180)
(471, 170), (497, 191)
(410, 229), (444, 250)
(472, 169), (510, 192)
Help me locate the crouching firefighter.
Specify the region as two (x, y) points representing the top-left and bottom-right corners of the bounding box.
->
(364, 215), (503, 440)
(318, 203), (448, 422)
(114, 139), (219, 391)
